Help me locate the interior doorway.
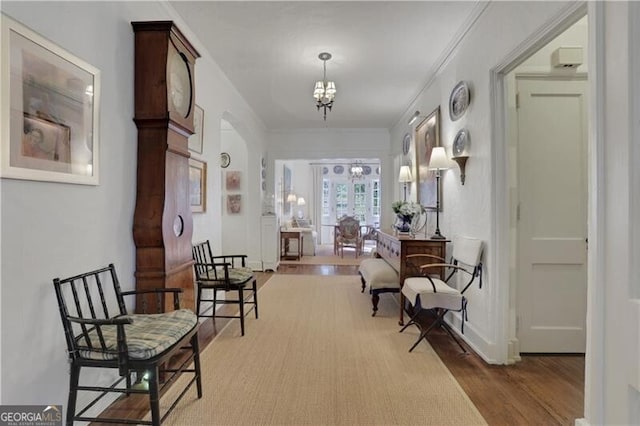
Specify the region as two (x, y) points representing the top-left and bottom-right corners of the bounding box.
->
(506, 16), (589, 354)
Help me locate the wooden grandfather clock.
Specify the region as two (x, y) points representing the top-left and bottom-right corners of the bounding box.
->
(132, 21), (200, 312)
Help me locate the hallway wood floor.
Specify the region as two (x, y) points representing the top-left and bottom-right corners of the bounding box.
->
(98, 265), (584, 425)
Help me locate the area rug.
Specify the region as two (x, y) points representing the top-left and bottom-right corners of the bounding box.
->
(159, 275), (486, 425)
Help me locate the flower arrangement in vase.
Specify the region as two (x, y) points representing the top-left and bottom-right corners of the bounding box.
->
(391, 201), (425, 233)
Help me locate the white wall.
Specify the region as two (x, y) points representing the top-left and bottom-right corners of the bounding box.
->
(389, 1), (576, 362)
(0, 0), (267, 410)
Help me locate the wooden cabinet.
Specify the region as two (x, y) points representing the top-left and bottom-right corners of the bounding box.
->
(376, 229), (449, 325)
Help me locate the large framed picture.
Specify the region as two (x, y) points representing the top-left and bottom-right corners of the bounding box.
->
(415, 106), (441, 210)
(189, 158), (207, 213)
(1, 15), (100, 185)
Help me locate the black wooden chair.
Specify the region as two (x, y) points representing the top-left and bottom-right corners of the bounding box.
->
(192, 240), (258, 336)
(53, 264), (202, 426)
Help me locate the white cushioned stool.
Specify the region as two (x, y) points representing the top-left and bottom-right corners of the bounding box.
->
(358, 258), (400, 316)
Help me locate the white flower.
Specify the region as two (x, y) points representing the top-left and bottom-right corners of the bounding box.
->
(391, 201), (425, 217)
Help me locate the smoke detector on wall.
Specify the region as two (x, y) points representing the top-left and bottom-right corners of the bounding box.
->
(551, 47), (583, 68)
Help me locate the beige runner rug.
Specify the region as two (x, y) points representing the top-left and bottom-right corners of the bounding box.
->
(160, 274), (486, 425)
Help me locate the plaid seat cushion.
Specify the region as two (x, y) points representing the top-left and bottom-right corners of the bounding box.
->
(78, 309), (197, 360)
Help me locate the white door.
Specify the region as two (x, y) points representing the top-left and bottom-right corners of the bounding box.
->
(516, 77), (588, 353)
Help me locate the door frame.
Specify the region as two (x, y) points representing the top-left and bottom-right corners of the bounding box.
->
(489, 0), (594, 361)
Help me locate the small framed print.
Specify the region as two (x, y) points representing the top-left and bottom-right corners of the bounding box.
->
(225, 170), (241, 191)
(1, 15), (100, 185)
(188, 104), (204, 154)
(227, 194), (241, 215)
(189, 158), (206, 213)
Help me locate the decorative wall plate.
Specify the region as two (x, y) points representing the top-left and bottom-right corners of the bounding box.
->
(333, 165), (344, 174)
(261, 157), (266, 167)
(402, 132), (411, 155)
(322, 166), (329, 175)
(449, 81), (470, 121)
(220, 152), (231, 168)
(363, 165), (372, 175)
(452, 129), (470, 157)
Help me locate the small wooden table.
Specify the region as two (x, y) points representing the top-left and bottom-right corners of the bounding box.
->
(280, 230), (303, 260)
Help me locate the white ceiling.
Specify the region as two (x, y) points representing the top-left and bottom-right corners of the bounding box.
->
(170, 1), (481, 130)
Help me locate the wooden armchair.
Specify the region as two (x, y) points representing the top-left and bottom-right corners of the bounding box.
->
(53, 264), (202, 425)
(192, 240), (258, 336)
(336, 216), (362, 258)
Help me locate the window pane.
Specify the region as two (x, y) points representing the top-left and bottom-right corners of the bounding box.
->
(322, 179), (330, 216)
(353, 183), (366, 222)
(372, 180), (380, 216)
(335, 183), (348, 218)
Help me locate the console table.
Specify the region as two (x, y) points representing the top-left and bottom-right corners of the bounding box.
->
(280, 230), (303, 261)
(376, 229), (449, 325)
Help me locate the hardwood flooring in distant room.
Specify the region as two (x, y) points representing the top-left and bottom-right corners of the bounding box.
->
(95, 266), (584, 426)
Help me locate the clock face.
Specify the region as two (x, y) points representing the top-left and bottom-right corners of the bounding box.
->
(452, 129), (470, 157)
(168, 45), (192, 118)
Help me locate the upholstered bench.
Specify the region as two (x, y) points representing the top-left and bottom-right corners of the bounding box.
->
(358, 258), (400, 316)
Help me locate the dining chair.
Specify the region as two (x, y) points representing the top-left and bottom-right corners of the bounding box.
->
(335, 216), (362, 258)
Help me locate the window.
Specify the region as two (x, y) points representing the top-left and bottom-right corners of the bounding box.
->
(322, 179), (330, 216)
(372, 180), (380, 216)
(335, 183), (348, 218)
(353, 183), (366, 222)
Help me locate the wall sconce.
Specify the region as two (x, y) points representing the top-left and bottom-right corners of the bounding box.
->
(398, 165), (413, 201)
(452, 129), (470, 185)
(452, 156), (468, 185)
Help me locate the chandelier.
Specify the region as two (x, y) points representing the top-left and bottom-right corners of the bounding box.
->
(349, 161), (364, 180)
(313, 52), (336, 121)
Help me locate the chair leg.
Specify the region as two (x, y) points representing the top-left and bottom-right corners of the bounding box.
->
(399, 308), (422, 333)
(371, 293), (379, 317)
(252, 279), (259, 319)
(147, 366), (161, 426)
(238, 287), (245, 336)
(66, 364), (80, 426)
(213, 289), (218, 317)
(409, 311), (446, 352)
(196, 286), (203, 317)
(191, 334), (203, 398)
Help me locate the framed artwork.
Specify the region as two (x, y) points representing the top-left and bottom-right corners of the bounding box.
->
(227, 194), (241, 215)
(188, 104), (204, 154)
(415, 106), (441, 210)
(1, 15), (100, 185)
(283, 165), (292, 215)
(189, 158), (206, 213)
(225, 170), (241, 191)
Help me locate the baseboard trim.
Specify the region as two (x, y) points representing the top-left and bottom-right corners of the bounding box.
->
(446, 313), (500, 364)
(575, 418), (590, 426)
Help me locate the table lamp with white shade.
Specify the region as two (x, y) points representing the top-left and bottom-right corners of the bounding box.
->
(398, 166), (413, 202)
(297, 196), (306, 219)
(287, 193), (297, 218)
(428, 147), (450, 240)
